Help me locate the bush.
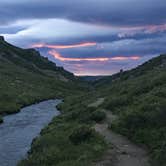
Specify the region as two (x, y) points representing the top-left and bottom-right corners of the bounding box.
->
(105, 95), (129, 112)
(69, 125), (94, 144)
(90, 110), (106, 122)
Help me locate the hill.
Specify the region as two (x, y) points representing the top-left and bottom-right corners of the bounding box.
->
(79, 76), (106, 82)
(94, 55), (166, 87)
(94, 54), (166, 165)
(0, 36), (84, 117)
(1, 36), (166, 165)
(0, 37), (106, 166)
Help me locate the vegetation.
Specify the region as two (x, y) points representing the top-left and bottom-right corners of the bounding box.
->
(90, 110), (106, 122)
(95, 54), (166, 165)
(69, 125), (94, 145)
(1, 37), (166, 165)
(0, 38), (106, 166)
(0, 38), (85, 116)
(18, 94), (107, 166)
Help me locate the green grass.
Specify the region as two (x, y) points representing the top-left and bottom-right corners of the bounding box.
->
(18, 94), (107, 166)
(0, 61), (81, 115)
(1, 38), (106, 166)
(1, 38), (166, 165)
(95, 55), (166, 165)
(0, 39), (85, 116)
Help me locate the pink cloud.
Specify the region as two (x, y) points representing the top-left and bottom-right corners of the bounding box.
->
(48, 50), (140, 62)
(32, 42), (97, 49)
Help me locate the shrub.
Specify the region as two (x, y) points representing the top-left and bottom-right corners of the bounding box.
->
(104, 95), (129, 112)
(69, 125), (93, 144)
(90, 110), (106, 122)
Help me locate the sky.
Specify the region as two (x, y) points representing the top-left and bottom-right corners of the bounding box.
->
(0, 0), (166, 76)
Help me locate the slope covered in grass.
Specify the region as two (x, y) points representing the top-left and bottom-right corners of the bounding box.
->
(0, 37), (84, 116)
(1, 36), (166, 165)
(18, 94), (107, 166)
(0, 37), (107, 166)
(95, 54), (166, 165)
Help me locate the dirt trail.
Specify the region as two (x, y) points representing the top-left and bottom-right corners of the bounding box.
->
(88, 98), (105, 107)
(90, 98), (150, 166)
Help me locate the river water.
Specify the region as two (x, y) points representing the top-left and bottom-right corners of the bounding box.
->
(0, 99), (61, 166)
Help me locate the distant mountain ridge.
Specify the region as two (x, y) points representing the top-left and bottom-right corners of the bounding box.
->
(79, 75), (107, 82)
(94, 54), (166, 87)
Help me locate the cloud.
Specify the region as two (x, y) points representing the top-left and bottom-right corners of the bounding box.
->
(60, 56), (151, 76)
(0, 0), (166, 26)
(2, 18), (166, 49)
(2, 18), (119, 46)
(0, 0), (166, 75)
(31, 42), (97, 49)
(48, 50), (140, 62)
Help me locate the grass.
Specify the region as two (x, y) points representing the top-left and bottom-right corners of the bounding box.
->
(0, 39), (85, 116)
(95, 55), (166, 165)
(1, 38), (166, 165)
(1, 38), (107, 166)
(0, 62), (80, 115)
(18, 94), (107, 166)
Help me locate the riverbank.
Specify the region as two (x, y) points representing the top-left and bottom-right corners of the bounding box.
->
(0, 100), (61, 166)
(0, 95), (60, 124)
(18, 94), (107, 166)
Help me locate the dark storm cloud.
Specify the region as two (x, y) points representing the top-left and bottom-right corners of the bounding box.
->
(1, 0), (166, 75)
(0, 0), (166, 26)
(0, 26), (27, 34)
(55, 35), (166, 59)
(40, 31), (166, 46)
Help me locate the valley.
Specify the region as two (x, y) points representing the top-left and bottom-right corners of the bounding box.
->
(0, 37), (166, 166)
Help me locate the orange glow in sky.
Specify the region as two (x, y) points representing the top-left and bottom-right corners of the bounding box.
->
(49, 50), (109, 61)
(111, 56), (140, 60)
(49, 50), (140, 62)
(32, 42), (97, 49)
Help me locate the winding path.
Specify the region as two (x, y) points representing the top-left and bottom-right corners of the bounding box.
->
(89, 98), (150, 166)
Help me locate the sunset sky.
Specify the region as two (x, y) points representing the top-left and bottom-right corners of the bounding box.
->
(1, 0), (166, 75)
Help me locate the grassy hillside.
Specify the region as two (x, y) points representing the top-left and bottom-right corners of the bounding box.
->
(1, 36), (166, 165)
(18, 93), (107, 166)
(0, 37), (85, 119)
(0, 37), (107, 166)
(95, 54), (166, 165)
(79, 76), (106, 82)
